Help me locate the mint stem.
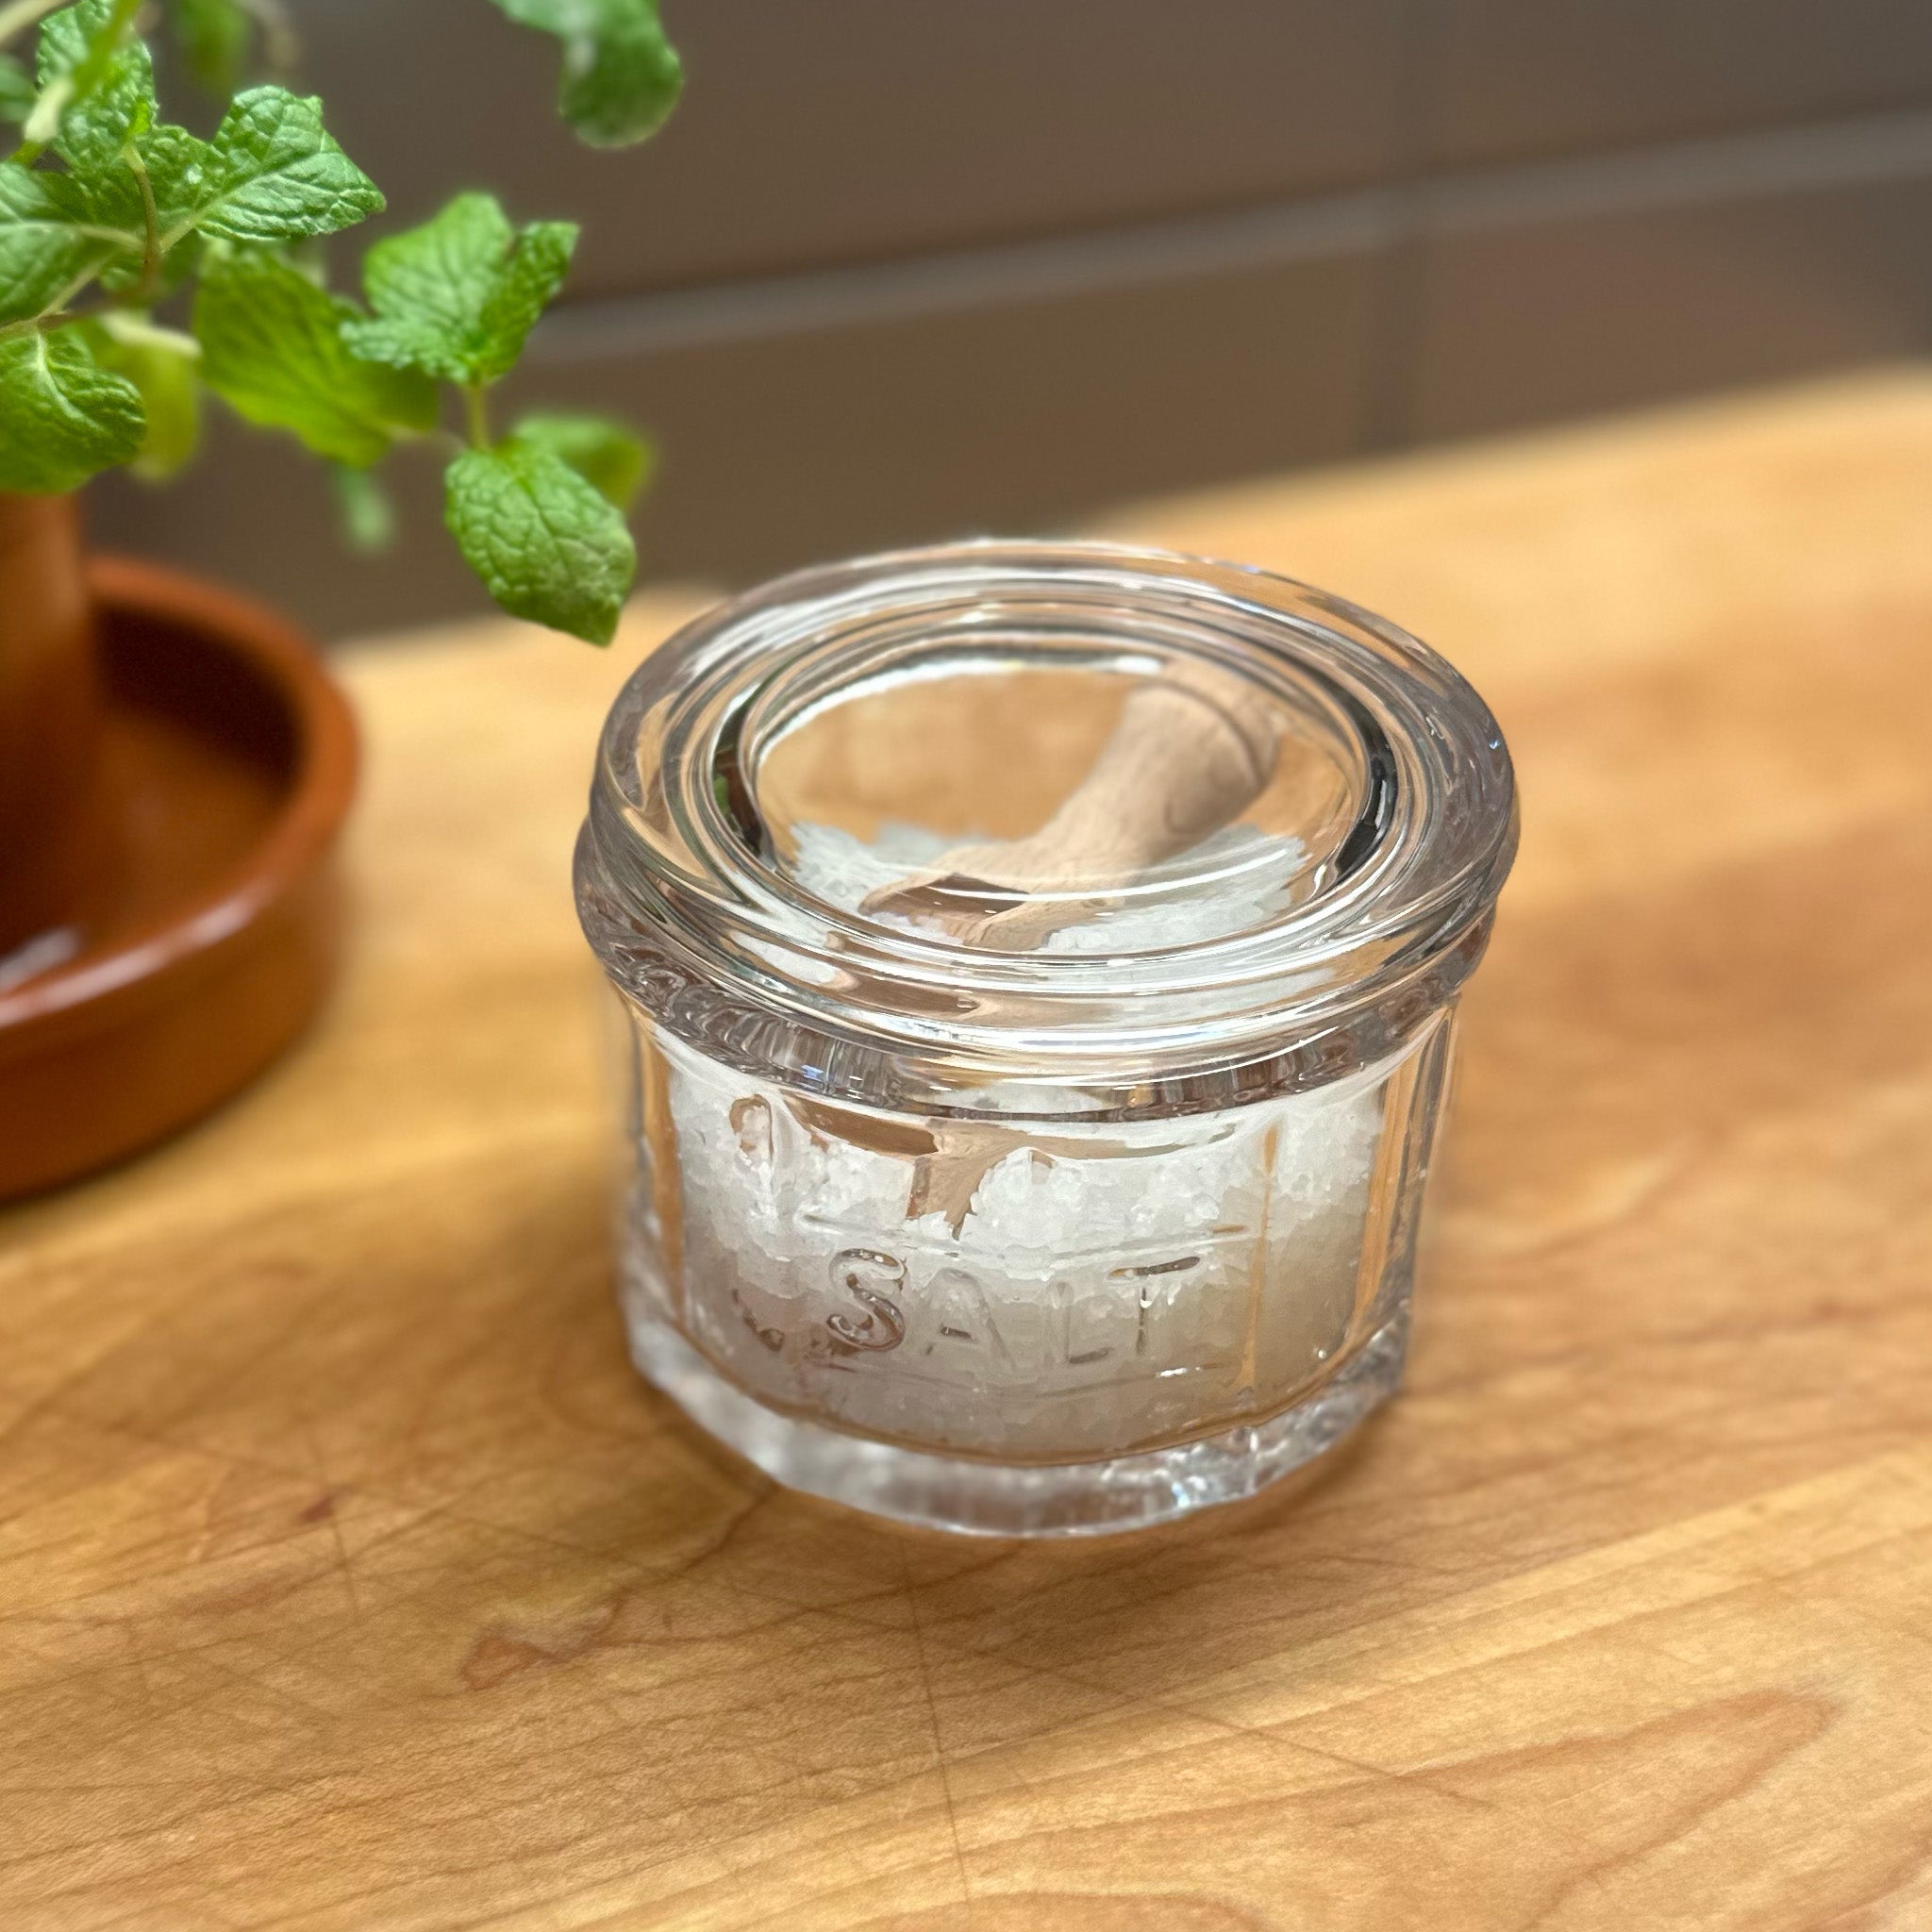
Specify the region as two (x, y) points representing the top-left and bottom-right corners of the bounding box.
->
(463, 382), (491, 450)
(125, 142), (161, 306)
(0, 0), (62, 51)
(65, 0), (142, 102)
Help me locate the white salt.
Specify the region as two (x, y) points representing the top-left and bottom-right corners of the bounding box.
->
(643, 824), (1386, 1460)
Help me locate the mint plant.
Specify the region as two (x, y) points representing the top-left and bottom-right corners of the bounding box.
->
(0, 0), (680, 643)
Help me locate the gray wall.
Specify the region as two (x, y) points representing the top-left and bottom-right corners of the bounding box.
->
(93, 1), (1932, 636)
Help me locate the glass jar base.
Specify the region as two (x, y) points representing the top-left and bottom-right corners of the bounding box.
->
(625, 1310), (1408, 1537)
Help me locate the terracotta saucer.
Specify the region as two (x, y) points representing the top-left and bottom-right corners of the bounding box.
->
(0, 558), (358, 1201)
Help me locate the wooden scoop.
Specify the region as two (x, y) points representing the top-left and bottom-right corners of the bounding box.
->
(645, 660), (1284, 1235)
(861, 658), (1282, 950)
(853, 659), (1284, 1226)
(783, 1095), (1193, 1237)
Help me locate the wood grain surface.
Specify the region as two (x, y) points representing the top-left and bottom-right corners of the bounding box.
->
(5, 371), (1932, 1930)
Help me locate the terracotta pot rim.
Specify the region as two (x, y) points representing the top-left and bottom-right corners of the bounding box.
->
(0, 555), (358, 1048)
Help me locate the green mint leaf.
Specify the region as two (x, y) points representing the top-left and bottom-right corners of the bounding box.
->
(512, 410), (652, 509)
(169, 86), (382, 245)
(488, 0), (681, 149)
(195, 249), (436, 466)
(86, 313), (200, 479)
(0, 52), (37, 125)
(173, 0), (252, 96)
(342, 192), (576, 386)
(0, 323), (143, 491)
(35, 0), (154, 176)
(445, 439), (635, 644)
(330, 460), (396, 553)
(479, 219), (575, 373)
(0, 159), (138, 325)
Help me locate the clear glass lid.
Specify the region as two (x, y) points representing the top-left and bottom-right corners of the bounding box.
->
(577, 542), (1517, 1112)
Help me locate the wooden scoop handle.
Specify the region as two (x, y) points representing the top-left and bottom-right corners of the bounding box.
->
(866, 659), (1281, 948)
(789, 662), (1283, 1234)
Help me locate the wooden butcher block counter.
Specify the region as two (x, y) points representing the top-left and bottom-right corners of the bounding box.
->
(4, 369), (1931, 1929)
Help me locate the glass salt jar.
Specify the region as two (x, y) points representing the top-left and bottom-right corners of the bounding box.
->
(576, 542), (1516, 1535)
